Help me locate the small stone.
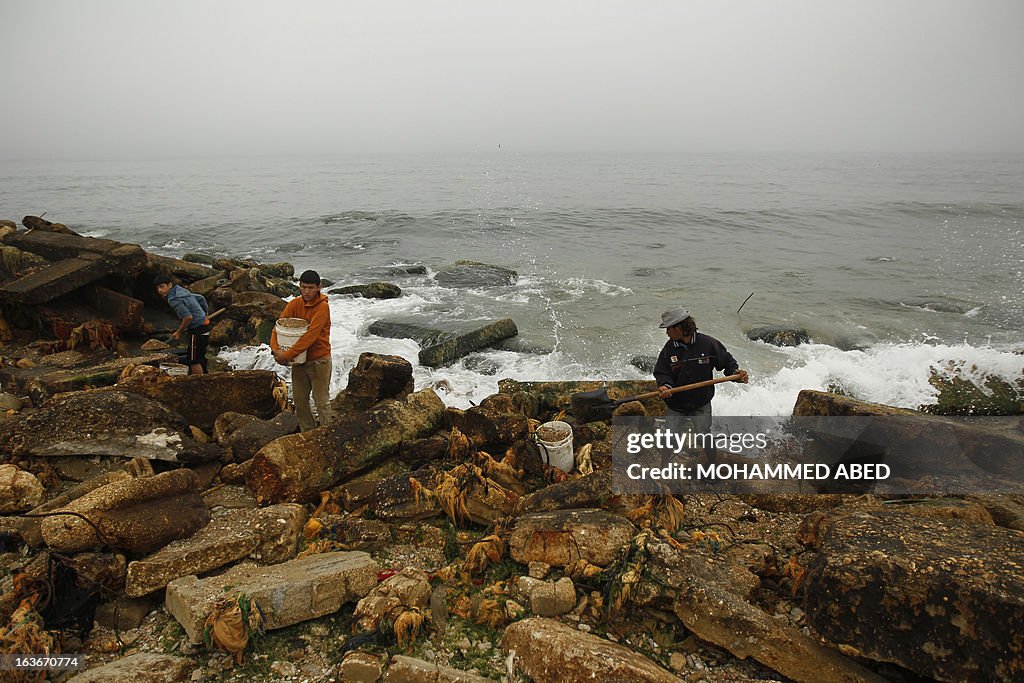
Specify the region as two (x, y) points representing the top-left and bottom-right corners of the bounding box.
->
(270, 660), (298, 678)
(528, 561), (551, 579)
(669, 652), (687, 671)
(0, 392), (23, 411)
(190, 669), (204, 682)
(578, 623), (591, 632)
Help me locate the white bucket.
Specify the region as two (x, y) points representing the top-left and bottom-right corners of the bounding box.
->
(160, 363), (189, 376)
(275, 318), (309, 364)
(535, 420), (574, 473)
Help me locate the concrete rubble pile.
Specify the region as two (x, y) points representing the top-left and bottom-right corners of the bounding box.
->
(0, 216), (1022, 682)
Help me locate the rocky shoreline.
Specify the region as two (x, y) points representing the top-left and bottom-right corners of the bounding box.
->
(1, 217), (1023, 682)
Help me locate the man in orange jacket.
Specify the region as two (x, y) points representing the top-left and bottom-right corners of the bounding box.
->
(270, 270), (333, 431)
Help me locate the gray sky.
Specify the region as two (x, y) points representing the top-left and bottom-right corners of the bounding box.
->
(2, 0), (1022, 159)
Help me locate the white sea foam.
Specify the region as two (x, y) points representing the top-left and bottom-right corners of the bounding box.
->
(220, 291), (1022, 416)
(716, 342), (1023, 416)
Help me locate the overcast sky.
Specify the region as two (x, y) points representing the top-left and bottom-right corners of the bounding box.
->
(2, 1), (1022, 159)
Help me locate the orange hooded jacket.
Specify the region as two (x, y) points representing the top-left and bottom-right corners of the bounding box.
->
(270, 293), (331, 362)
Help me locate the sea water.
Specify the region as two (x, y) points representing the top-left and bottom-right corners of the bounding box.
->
(3, 151), (1021, 414)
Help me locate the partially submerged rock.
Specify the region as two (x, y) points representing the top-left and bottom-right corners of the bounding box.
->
(435, 260), (518, 288)
(419, 319), (518, 368)
(328, 282), (402, 299)
(746, 324), (811, 347)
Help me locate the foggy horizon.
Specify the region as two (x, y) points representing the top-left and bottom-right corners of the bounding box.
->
(2, 1), (1022, 161)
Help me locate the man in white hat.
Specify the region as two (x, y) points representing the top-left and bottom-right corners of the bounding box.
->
(653, 307), (748, 442)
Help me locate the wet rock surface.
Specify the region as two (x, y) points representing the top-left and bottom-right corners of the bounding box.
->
(804, 509), (1024, 682)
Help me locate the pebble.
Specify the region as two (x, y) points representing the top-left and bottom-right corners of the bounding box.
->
(577, 623), (591, 632)
(669, 652), (687, 671)
(270, 660), (299, 678)
(190, 669), (204, 682)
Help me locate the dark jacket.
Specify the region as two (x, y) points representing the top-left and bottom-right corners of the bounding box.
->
(653, 332), (739, 411)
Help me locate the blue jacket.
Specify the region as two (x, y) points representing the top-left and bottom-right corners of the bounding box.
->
(166, 284), (209, 329)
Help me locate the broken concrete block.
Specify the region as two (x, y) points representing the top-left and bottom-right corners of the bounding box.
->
(9, 389), (215, 462)
(116, 370), (283, 432)
(383, 655), (498, 683)
(509, 508), (636, 567)
(0, 464), (44, 513)
(501, 617), (680, 683)
(330, 352), (414, 415)
(530, 577), (576, 617)
(165, 550), (378, 642)
(124, 503), (307, 597)
(66, 653), (193, 683)
(40, 469), (209, 553)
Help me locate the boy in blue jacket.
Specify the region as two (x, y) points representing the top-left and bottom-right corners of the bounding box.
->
(154, 274), (211, 374)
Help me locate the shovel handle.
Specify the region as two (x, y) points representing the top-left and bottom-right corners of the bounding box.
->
(616, 374), (743, 405)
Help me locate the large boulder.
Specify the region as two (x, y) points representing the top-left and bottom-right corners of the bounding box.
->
(40, 469), (210, 553)
(509, 509), (636, 567)
(165, 551), (378, 643)
(804, 509), (1024, 682)
(223, 290), (287, 321)
(792, 390), (1024, 488)
(124, 503), (307, 596)
(66, 653), (193, 683)
(247, 389), (446, 503)
(8, 389), (216, 462)
(330, 352), (414, 415)
(924, 370), (1024, 415)
(418, 319), (518, 368)
(117, 370), (283, 431)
